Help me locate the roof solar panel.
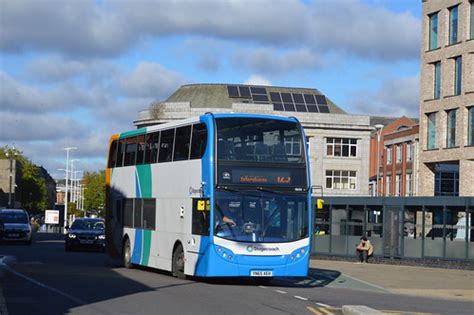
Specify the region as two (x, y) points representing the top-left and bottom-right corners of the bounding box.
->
(315, 95), (327, 105)
(239, 86), (251, 98)
(227, 85), (239, 97)
(292, 93), (304, 104)
(304, 94), (316, 104)
(295, 104), (307, 112)
(270, 92), (281, 102)
(307, 105), (318, 113)
(252, 94), (269, 102)
(250, 87), (267, 94)
(281, 93), (292, 103)
(273, 103), (284, 111)
(318, 105), (330, 113)
(283, 103), (295, 111)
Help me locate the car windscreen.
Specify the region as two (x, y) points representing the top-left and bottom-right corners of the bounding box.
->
(0, 213), (28, 224)
(71, 220), (105, 231)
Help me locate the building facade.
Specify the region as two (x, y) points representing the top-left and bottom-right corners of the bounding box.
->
(134, 84), (372, 196)
(420, 0), (474, 196)
(369, 117), (420, 197)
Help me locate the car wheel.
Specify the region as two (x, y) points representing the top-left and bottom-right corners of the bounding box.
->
(172, 243), (186, 279)
(123, 238), (133, 269)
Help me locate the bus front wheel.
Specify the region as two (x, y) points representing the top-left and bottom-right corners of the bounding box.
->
(172, 244), (186, 279)
(123, 238), (133, 269)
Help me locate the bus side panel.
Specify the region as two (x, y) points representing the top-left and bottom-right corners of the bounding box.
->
(151, 160), (202, 274)
(109, 166), (136, 261)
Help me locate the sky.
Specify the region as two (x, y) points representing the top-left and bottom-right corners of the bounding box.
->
(0, 0), (422, 179)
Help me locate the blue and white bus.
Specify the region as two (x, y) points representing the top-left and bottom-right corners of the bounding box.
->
(106, 113), (312, 279)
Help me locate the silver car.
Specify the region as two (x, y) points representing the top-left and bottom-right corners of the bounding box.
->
(0, 209), (32, 244)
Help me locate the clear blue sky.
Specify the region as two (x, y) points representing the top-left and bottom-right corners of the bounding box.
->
(0, 0), (422, 178)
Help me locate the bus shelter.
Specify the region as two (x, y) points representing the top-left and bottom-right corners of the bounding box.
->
(312, 197), (474, 261)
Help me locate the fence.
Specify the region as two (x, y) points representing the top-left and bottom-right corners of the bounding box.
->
(312, 197), (474, 261)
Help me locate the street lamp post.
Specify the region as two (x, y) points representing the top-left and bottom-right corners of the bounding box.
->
(63, 147), (77, 233)
(5, 147), (18, 208)
(374, 124), (384, 196)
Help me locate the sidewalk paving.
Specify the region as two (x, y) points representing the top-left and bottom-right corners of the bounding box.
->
(310, 259), (474, 302)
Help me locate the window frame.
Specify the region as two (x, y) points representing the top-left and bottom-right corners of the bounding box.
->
(325, 137), (358, 158)
(325, 170), (357, 190)
(428, 11), (439, 50)
(446, 109), (457, 148)
(427, 112), (437, 150)
(449, 5), (459, 45)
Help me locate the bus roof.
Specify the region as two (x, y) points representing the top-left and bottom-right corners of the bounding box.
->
(113, 113), (300, 139)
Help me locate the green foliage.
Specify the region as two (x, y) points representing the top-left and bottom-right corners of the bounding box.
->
(83, 170), (106, 217)
(0, 145), (47, 211)
(67, 201), (84, 217)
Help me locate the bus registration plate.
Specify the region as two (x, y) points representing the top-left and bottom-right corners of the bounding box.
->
(251, 270), (273, 277)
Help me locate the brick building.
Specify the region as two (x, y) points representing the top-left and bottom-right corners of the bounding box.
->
(369, 117), (419, 196)
(419, 0), (474, 196)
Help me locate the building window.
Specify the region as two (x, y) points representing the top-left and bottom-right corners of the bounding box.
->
(427, 112), (437, 150)
(434, 61), (441, 99)
(434, 163), (459, 196)
(454, 56), (462, 96)
(446, 109), (457, 148)
(406, 173), (413, 196)
(386, 175), (392, 196)
(396, 145), (402, 163)
(406, 143), (414, 162)
(429, 12), (439, 50)
(325, 170), (357, 190)
(468, 106), (474, 146)
(471, 1), (474, 39)
(449, 5), (459, 45)
(395, 174), (401, 197)
(386, 146), (392, 164)
(326, 138), (357, 157)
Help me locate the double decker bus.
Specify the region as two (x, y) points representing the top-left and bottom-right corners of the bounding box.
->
(106, 113), (312, 279)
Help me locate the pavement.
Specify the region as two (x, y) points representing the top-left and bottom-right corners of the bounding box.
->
(309, 258), (474, 302)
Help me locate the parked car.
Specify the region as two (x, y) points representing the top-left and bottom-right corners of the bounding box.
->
(65, 218), (105, 251)
(0, 209), (32, 244)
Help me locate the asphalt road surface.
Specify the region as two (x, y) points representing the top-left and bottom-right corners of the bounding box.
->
(0, 233), (472, 315)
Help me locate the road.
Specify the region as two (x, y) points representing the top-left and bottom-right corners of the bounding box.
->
(0, 233), (472, 315)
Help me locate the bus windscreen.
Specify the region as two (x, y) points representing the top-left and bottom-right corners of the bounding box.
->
(216, 118), (304, 164)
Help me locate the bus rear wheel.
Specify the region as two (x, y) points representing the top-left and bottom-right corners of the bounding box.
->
(123, 238), (133, 269)
(172, 244), (186, 279)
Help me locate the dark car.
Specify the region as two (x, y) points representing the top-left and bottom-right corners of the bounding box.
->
(0, 209), (32, 244)
(65, 218), (105, 251)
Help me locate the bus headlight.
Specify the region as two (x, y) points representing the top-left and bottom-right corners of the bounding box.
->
(98, 235), (106, 240)
(216, 246), (234, 261)
(290, 247), (307, 262)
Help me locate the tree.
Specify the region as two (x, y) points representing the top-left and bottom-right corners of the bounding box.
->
(83, 170), (106, 217)
(0, 145), (47, 211)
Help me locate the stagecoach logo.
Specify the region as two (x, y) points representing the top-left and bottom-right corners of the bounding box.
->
(222, 172), (231, 180)
(246, 245), (280, 253)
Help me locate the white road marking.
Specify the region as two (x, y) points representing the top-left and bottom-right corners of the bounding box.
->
(275, 290), (287, 294)
(315, 302), (331, 308)
(294, 295), (308, 301)
(259, 285), (267, 289)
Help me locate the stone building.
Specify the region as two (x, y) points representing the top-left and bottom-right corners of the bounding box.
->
(134, 83), (372, 196)
(419, 0), (474, 196)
